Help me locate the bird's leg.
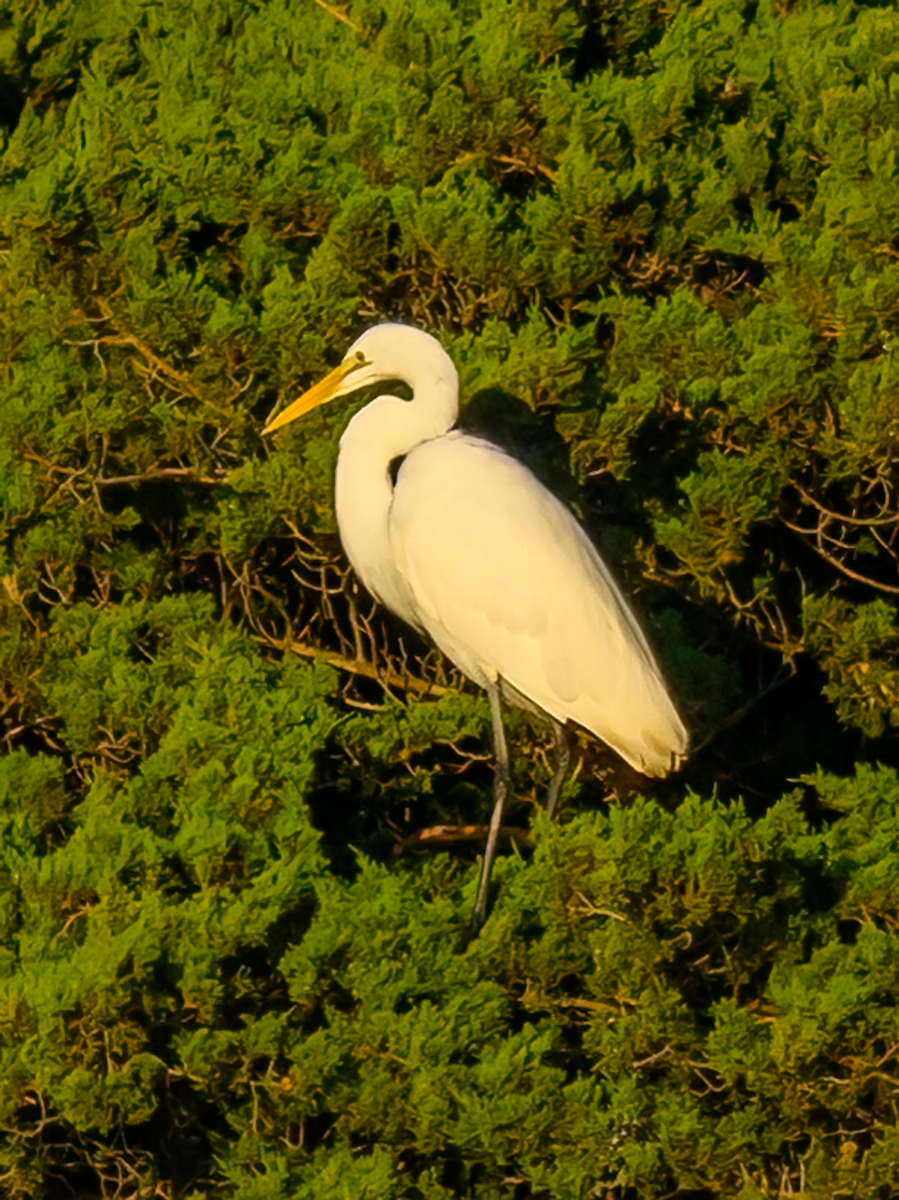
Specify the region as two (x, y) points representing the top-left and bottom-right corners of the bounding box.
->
(470, 682), (509, 934)
(545, 719), (570, 819)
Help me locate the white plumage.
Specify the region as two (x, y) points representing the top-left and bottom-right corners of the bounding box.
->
(264, 323), (687, 927)
(386, 433), (685, 776)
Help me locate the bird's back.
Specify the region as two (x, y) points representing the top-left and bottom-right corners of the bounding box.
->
(389, 433), (687, 776)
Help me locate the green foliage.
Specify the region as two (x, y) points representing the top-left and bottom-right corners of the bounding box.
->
(1, 0), (899, 1194)
(5, 754), (899, 1195)
(804, 595), (899, 737)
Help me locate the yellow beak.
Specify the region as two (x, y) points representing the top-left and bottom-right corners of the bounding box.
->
(262, 356), (366, 436)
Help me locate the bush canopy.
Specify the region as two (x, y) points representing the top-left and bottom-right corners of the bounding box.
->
(1, 0), (899, 1195)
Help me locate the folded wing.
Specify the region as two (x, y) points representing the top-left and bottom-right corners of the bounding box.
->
(389, 433), (687, 776)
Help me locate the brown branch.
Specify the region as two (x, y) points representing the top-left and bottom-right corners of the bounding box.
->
(67, 299), (202, 397)
(312, 0), (361, 32)
(259, 635), (453, 698)
(791, 479), (899, 527)
(95, 467), (227, 487)
(396, 823), (533, 852)
(780, 516), (899, 595)
(872, 525), (899, 561)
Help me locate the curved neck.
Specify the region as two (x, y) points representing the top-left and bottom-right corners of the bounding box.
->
(335, 388), (458, 627)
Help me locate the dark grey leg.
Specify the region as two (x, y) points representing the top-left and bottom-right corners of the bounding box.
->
(545, 719), (570, 819)
(470, 682), (509, 934)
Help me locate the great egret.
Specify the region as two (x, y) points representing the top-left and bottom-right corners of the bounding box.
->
(263, 324), (687, 931)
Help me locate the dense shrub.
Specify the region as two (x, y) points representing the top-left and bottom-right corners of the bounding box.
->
(1, 0), (898, 1195)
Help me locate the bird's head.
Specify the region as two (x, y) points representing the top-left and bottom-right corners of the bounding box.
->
(262, 324), (454, 436)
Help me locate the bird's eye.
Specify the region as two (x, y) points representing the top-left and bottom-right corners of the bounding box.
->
(355, 351), (365, 364)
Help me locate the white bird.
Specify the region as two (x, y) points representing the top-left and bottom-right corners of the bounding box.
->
(263, 324), (687, 930)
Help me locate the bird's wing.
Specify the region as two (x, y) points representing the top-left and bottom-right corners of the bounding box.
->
(389, 434), (687, 776)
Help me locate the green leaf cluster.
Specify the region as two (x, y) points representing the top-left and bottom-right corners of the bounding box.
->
(3, 741), (899, 1196)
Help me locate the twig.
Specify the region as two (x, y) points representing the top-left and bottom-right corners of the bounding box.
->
(312, 0), (361, 32)
(258, 634), (453, 698)
(95, 467), (227, 487)
(780, 516), (899, 595)
(791, 479), (899, 527)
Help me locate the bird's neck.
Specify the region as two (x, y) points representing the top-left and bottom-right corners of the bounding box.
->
(358, 381), (458, 453)
(335, 392), (456, 628)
